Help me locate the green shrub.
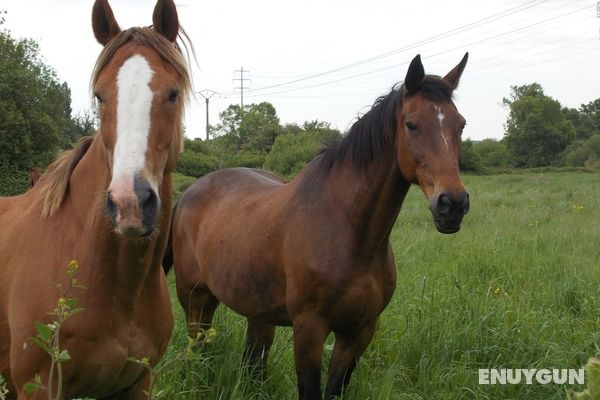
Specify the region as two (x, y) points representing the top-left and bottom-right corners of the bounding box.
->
(175, 150), (218, 178)
(564, 134), (600, 169)
(224, 151), (265, 169)
(264, 130), (341, 179)
(0, 162), (30, 195)
(172, 173), (196, 200)
(459, 139), (484, 174)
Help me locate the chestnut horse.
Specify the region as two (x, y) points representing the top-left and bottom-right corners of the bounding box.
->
(165, 54), (470, 399)
(0, 0), (191, 398)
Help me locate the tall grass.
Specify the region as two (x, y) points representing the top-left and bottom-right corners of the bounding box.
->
(158, 172), (600, 399)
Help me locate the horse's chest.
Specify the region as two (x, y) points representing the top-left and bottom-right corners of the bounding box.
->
(327, 275), (389, 330)
(64, 322), (158, 397)
(295, 259), (396, 333)
(60, 302), (170, 397)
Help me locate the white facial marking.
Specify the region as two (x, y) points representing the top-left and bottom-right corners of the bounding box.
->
(113, 55), (154, 186)
(435, 105), (449, 150)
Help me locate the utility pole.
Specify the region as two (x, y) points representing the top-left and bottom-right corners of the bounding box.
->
(197, 89), (218, 140)
(233, 67), (251, 108)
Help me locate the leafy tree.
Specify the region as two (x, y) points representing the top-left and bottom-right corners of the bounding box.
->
(0, 16), (73, 194)
(503, 83), (575, 167)
(208, 102), (284, 169)
(563, 107), (594, 141)
(281, 122), (303, 135)
(67, 110), (97, 147)
(214, 102), (282, 154)
(302, 120), (336, 133)
(578, 99), (600, 137)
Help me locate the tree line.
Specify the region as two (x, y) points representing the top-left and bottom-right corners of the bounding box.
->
(1, 16), (598, 195)
(176, 102), (342, 181)
(461, 83), (600, 173)
(0, 14), (95, 194)
(179, 83), (600, 179)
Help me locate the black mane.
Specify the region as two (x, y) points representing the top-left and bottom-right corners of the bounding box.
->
(319, 75), (453, 170)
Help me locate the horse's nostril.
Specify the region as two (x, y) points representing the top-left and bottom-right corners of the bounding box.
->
(436, 192), (452, 216)
(138, 187), (153, 206)
(134, 177), (159, 230)
(140, 188), (158, 212)
(435, 191), (469, 217)
(461, 192), (470, 215)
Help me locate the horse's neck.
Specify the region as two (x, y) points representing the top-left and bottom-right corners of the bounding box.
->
(312, 152), (411, 260)
(67, 137), (111, 228)
(67, 136), (171, 295)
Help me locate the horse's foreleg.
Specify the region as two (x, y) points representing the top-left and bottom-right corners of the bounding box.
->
(324, 321), (376, 399)
(292, 312), (329, 400)
(243, 318), (275, 380)
(177, 283), (219, 340)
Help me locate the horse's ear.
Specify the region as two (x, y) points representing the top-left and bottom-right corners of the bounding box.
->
(444, 52), (469, 90)
(153, 0), (179, 42)
(404, 54), (425, 95)
(92, 0), (121, 46)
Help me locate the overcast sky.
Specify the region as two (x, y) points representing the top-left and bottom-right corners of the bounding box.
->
(2, 0), (599, 140)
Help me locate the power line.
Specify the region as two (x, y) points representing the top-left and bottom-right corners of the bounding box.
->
(248, 0), (550, 93)
(469, 47), (600, 80)
(242, 4), (594, 99)
(212, 0), (596, 113)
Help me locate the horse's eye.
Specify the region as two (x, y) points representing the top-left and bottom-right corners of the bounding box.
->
(94, 93), (103, 104)
(168, 89), (180, 103)
(405, 122), (418, 133)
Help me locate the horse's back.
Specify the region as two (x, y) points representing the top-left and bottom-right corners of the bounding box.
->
(177, 167), (287, 238)
(180, 167), (283, 205)
(177, 167), (286, 225)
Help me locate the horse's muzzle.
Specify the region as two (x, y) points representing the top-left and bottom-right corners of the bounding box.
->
(105, 176), (159, 237)
(430, 190), (469, 234)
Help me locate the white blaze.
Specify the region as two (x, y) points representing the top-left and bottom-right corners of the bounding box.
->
(113, 55), (154, 186)
(435, 105), (449, 150)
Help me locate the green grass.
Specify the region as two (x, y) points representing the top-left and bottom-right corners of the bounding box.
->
(156, 172), (600, 399)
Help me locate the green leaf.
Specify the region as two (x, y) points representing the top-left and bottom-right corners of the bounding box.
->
(23, 382), (43, 395)
(29, 337), (51, 355)
(65, 298), (78, 308)
(56, 350), (71, 362)
(33, 322), (53, 341)
(23, 375), (44, 395)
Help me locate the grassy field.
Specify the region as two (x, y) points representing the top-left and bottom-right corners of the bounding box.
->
(156, 172), (600, 399)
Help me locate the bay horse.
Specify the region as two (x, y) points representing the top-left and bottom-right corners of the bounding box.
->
(0, 0), (191, 398)
(165, 53), (470, 399)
